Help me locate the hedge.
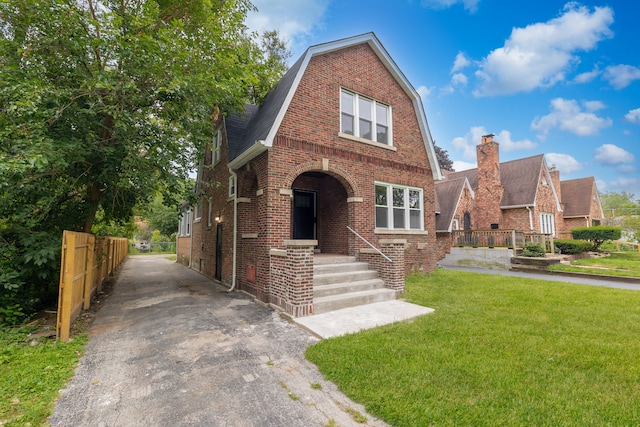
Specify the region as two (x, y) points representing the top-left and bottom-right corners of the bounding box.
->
(571, 226), (622, 251)
(554, 239), (593, 254)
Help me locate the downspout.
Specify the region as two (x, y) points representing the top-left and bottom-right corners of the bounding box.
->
(526, 206), (534, 231)
(189, 210), (193, 268)
(227, 168), (239, 292)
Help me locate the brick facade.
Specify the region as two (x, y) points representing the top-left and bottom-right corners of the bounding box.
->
(177, 35), (440, 317)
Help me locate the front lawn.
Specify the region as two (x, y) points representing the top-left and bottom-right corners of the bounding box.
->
(0, 327), (87, 426)
(306, 269), (640, 426)
(549, 251), (640, 278)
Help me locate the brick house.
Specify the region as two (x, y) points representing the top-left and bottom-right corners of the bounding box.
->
(434, 134), (604, 260)
(177, 33), (442, 317)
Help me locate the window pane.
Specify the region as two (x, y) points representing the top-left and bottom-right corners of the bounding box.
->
(376, 206), (388, 228)
(341, 90), (354, 114)
(393, 208), (405, 229)
(393, 187), (404, 207)
(375, 185), (387, 206)
(341, 113), (354, 135)
(359, 97), (372, 120)
(409, 190), (420, 209)
(359, 119), (372, 139)
(376, 124), (388, 144)
(376, 104), (388, 126)
(410, 210), (421, 229)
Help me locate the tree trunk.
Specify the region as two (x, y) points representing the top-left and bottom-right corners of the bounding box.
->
(83, 183), (102, 233)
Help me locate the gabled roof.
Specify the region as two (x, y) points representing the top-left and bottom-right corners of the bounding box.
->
(226, 32), (442, 180)
(561, 177), (601, 217)
(435, 177), (473, 232)
(444, 154), (553, 208)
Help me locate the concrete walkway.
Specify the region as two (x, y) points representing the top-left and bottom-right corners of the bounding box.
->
(49, 255), (401, 427)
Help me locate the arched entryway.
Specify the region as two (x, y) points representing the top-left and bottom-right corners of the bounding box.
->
(291, 172), (349, 255)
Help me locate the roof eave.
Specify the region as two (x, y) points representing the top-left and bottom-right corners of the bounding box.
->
(228, 140), (270, 170)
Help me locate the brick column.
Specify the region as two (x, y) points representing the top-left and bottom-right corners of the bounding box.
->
(269, 240), (316, 317)
(379, 239), (406, 293)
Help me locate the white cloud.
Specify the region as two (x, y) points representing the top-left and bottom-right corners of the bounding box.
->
(531, 98), (612, 139)
(416, 85), (435, 101)
(605, 177), (640, 195)
(473, 4), (613, 97)
(625, 108), (640, 124)
(421, 0), (480, 13)
(245, 0), (331, 53)
(451, 73), (468, 86)
(451, 52), (471, 73)
(451, 126), (536, 161)
(594, 144), (635, 166)
(573, 66), (601, 84)
(545, 153), (582, 174)
(452, 160), (477, 171)
(603, 65), (640, 90)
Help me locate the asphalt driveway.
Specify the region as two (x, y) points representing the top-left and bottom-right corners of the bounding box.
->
(49, 255), (388, 427)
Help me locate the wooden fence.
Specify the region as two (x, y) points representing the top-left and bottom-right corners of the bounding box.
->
(451, 229), (555, 252)
(56, 231), (128, 342)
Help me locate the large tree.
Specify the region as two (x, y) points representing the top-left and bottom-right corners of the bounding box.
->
(0, 0), (287, 320)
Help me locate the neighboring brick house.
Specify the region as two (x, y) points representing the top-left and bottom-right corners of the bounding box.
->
(177, 33), (442, 317)
(434, 134), (603, 259)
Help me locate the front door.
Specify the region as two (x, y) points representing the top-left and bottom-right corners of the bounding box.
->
(293, 190), (317, 240)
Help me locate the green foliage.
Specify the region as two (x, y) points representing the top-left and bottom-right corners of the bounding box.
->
(621, 216), (640, 243)
(571, 226), (622, 251)
(521, 242), (546, 257)
(0, 0), (288, 320)
(549, 251), (640, 278)
(600, 191), (640, 216)
(554, 239), (594, 255)
(0, 326), (88, 425)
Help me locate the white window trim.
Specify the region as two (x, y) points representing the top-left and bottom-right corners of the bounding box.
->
(540, 212), (555, 235)
(179, 209), (192, 236)
(212, 129), (222, 165)
(207, 199), (213, 227)
(453, 218), (460, 230)
(194, 202), (201, 222)
(228, 175), (236, 198)
(340, 88), (392, 146)
(375, 182), (423, 231)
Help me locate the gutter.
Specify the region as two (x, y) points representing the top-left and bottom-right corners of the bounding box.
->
(526, 206), (534, 231)
(228, 140), (270, 170)
(227, 168), (239, 292)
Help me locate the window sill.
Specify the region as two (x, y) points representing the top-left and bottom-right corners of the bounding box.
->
(194, 218), (202, 223)
(338, 132), (396, 151)
(375, 229), (428, 235)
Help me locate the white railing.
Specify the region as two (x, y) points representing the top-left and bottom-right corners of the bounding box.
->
(347, 226), (392, 262)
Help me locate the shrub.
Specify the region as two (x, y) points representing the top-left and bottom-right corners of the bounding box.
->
(554, 239), (593, 255)
(571, 226), (622, 251)
(521, 242), (546, 257)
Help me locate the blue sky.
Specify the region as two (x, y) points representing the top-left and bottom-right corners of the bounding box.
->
(246, 0), (640, 198)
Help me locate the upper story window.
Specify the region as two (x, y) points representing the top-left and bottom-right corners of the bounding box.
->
(341, 89), (391, 145)
(375, 182), (423, 231)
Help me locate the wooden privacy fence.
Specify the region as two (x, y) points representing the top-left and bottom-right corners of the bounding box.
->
(451, 229), (555, 252)
(56, 231), (128, 342)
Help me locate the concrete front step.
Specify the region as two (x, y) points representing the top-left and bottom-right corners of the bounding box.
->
(313, 255), (356, 265)
(313, 261), (371, 274)
(313, 269), (379, 286)
(314, 278), (385, 298)
(313, 288), (397, 315)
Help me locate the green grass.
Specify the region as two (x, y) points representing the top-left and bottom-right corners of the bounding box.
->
(549, 251), (640, 277)
(306, 270), (640, 426)
(0, 327), (87, 426)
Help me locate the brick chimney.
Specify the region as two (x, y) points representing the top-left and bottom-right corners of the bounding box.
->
(548, 164), (561, 202)
(476, 134), (504, 229)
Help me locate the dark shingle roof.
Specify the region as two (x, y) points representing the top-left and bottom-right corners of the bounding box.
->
(435, 177), (469, 231)
(226, 54), (306, 162)
(561, 177), (595, 217)
(444, 154), (545, 207)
